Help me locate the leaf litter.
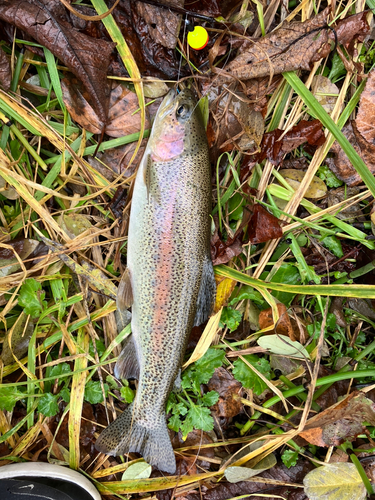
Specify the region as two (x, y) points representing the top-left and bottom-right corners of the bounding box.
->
(0, 1), (375, 499)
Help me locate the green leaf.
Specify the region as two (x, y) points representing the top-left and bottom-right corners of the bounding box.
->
(84, 380), (108, 404)
(317, 165), (343, 188)
(18, 278), (47, 318)
(257, 334), (310, 360)
(187, 405), (214, 432)
(180, 415), (194, 438)
(0, 386), (25, 411)
(232, 355), (271, 395)
(49, 363), (72, 379)
(228, 192), (245, 221)
(281, 449), (299, 468)
(60, 387), (70, 403)
(328, 52), (347, 83)
(120, 385), (135, 404)
(201, 391), (219, 407)
(38, 393), (59, 417)
(220, 307), (242, 332)
(121, 462), (152, 480)
(193, 348), (225, 384)
(168, 413), (182, 432)
(321, 235), (344, 258)
(263, 262), (301, 306)
(228, 285), (264, 306)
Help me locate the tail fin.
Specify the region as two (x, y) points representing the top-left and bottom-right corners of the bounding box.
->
(95, 403), (176, 473)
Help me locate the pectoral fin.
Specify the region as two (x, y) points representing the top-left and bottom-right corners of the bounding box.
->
(117, 268), (133, 311)
(194, 254), (216, 326)
(114, 335), (140, 380)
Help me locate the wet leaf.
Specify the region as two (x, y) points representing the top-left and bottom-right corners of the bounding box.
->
(221, 9), (331, 81)
(279, 169), (327, 199)
(299, 392), (375, 447)
(224, 452), (277, 483)
(327, 186), (361, 222)
(122, 462), (152, 481)
(248, 204), (283, 244)
(326, 121), (375, 186)
(212, 91), (264, 152)
(218, 10), (369, 83)
(303, 463), (366, 500)
(207, 367), (243, 419)
(211, 229), (243, 266)
(1, 313), (34, 366)
(355, 68), (375, 146)
(312, 75), (339, 114)
(142, 77), (169, 99)
(257, 334), (310, 360)
(62, 79), (151, 136)
(111, 0), (183, 79)
(242, 120), (325, 177)
(0, 45), (11, 91)
(0, 0), (115, 124)
(0, 239), (39, 278)
(258, 303), (296, 340)
(60, 213), (92, 239)
(0, 174), (18, 200)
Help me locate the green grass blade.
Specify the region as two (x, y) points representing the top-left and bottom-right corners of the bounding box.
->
(215, 265), (375, 298)
(283, 71), (375, 198)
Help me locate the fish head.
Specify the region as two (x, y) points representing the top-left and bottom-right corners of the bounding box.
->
(150, 89), (204, 162)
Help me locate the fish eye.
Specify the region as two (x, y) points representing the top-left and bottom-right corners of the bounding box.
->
(176, 104), (189, 118)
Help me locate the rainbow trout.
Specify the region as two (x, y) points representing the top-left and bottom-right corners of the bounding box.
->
(95, 89), (215, 473)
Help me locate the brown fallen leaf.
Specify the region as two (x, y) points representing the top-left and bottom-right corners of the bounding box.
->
(259, 303), (296, 340)
(334, 10), (371, 48)
(110, 0), (184, 79)
(219, 8), (331, 82)
(211, 222), (244, 266)
(0, 0), (115, 124)
(355, 68), (375, 145)
(1, 313), (34, 366)
(62, 77), (151, 136)
(312, 75), (339, 115)
(207, 367), (243, 419)
(216, 9), (369, 84)
(241, 120), (325, 180)
(210, 89), (264, 153)
(326, 122), (375, 186)
(299, 391), (375, 447)
(0, 45), (11, 90)
(0, 238), (40, 278)
(248, 204), (283, 244)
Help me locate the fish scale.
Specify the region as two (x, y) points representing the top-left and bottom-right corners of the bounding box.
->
(95, 89), (216, 473)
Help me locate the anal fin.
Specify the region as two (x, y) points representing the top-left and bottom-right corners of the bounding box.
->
(114, 335), (140, 380)
(194, 254), (216, 327)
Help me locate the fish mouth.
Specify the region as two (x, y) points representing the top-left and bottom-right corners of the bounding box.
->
(157, 89), (178, 120)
